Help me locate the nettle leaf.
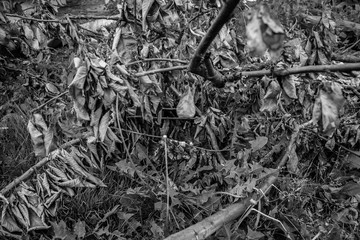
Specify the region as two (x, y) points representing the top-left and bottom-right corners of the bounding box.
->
(115, 160), (136, 177)
(312, 82), (345, 136)
(74, 220), (86, 239)
(260, 80), (281, 112)
(51, 220), (76, 240)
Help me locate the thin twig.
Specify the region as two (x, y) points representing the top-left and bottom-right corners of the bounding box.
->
(250, 208), (292, 239)
(133, 65), (188, 77)
(115, 95), (152, 188)
(6, 13), (123, 22)
(311, 232), (322, 240)
(164, 135), (170, 234)
(114, 127), (232, 152)
(6, 13), (67, 23)
(31, 91), (68, 113)
(341, 38), (360, 54)
(126, 58), (188, 66)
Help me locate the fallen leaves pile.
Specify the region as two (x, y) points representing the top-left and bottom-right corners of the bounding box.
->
(0, 0), (360, 239)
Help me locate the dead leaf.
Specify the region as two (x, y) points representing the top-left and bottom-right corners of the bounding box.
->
(99, 111), (110, 142)
(346, 152), (360, 169)
(312, 82), (345, 136)
(69, 66), (90, 121)
(176, 86), (196, 118)
(247, 226), (265, 240)
(260, 80), (281, 112)
(51, 220), (76, 240)
(249, 136), (268, 152)
(282, 76), (297, 99)
(287, 146), (299, 174)
(339, 182), (360, 196)
(27, 121), (45, 157)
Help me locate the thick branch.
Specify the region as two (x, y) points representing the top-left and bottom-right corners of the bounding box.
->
(227, 62), (360, 82)
(188, 0), (241, 73)
(164, 174), (278, 240)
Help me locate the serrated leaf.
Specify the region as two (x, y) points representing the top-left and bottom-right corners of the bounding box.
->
(74, 220), (86, 239)
(51, 220), (76, 240)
